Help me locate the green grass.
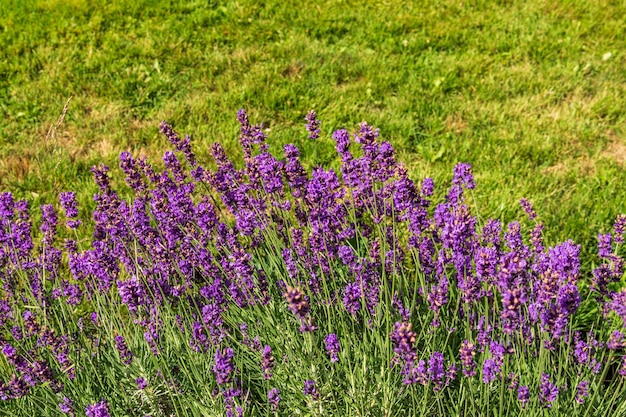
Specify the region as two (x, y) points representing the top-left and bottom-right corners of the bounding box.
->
(2, 0), (626, 263)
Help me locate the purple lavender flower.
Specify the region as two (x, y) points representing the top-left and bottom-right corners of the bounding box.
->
(614, 214), (626, 244)
(607, 331), (625, 350)
(0, 191), (14, 219)
(557, 282), (580, 315)
(482, 342), (505, 383)
(607, 290), (626, 324)
(90, 164), (111, 192)
(402, 359), (428, 386)
(459, 340), (476, 377)
(305, 110), (321, 139)
(285, 286), (317, 331)
(452, 163), (475, 190)
(333, 129), (351, 160)
(136, 377), (148, 390)
(426, 274), (448, 326)
(117, 277), (146, 312)
(390, 322), (416, 364)
(501, 287), (527, 334)
(160, 120), (196, 166)
(539, 373), (558, 408)
(119, 152), (146, 192)
(250, 151), (284, 194)
(598, 233), (613, 259)
(421, 178), (434, 196)
(60, 191), (81, 229)
(285, 286), (309, 318)
(324, 333), (340, 363)
(304, 379), (319, 400)
(40, 204), (58, 245)
(85, 400), (111, 417)
(576, 381), (589, 404)
(507, 372), (518, 390)
(283, 144), (308, 196)
(343, 281), (362, 315)
(530, 223), (545, 253)
(268, 388), (280, 411)
(114, 335), (133, 365)
(59, 397), (74, 416)
(482, 359), (498, 384)
(392, 293), (411, 321)
(282, 249), (298, 278)
(427, 351), (445, 390)
(517, 385), (530, 407)
(519, 198), (537, 220)
(446, 363), (458, 386)
(214, 347), (235, 385)
(237, 108), (267, 158)
(261, 345), (275, 380)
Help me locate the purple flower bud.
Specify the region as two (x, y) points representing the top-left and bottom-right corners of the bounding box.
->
(517, 385), (530, 407)
(427, 352), (445, 390)
(519, 198), (537, 220)
(267, 388), (280, 411)
(114, 335), (133, 365)
(213, 347), (235, 386)
(324, 333), (340, 363)
(390, 322), (416, 364)
(452, 163), (475, 189)
(614, 214), (626, 244)
(304, 379), (319, 399)
(333, 129), (351, 159)
(598, 233), (613, 259)
(285, 286), (309, 319)
(618, 356), (626, 377)
(60, 191), (81, 229)
(90, 164), (111, 192)
(261, 345), (275, 380)
(343, 281), (362, 315)
(285, 286), (317, 332)
(59, 397), (74, 416)
(421, 178), (434, 196)
(136, 377), (147, 390)
(608, 331), (625, 350)
(576, 381), (589, 404)
(119, 152), (146, 192)
(539, 373), (558, 408)
(305, 110), (321, 140)
(459, 340), (476, 377)
(160, 120), (196, 166)
(40, 204), (58, 244)
(85, 400), (111, 417)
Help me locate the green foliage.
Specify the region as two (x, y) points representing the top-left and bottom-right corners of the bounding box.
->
(2, 3), (626, 414)
(1, 0), (626, 264)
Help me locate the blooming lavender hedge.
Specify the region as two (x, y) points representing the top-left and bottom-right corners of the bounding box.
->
(1, 110), (626, 416)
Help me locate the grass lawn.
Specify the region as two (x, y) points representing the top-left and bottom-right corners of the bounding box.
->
(2, 0), (626, 263)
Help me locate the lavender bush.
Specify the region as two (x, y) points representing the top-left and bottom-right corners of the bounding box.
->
(1, 110), (626, 416)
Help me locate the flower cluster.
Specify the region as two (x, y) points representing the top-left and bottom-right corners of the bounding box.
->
(0, 110), (625, 416)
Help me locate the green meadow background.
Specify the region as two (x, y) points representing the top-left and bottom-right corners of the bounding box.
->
(1, 0), (626, 264)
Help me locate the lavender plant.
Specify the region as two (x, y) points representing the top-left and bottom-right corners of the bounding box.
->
(0, 110), (626, 416)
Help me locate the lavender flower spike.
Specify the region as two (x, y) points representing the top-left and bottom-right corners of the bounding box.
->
(261, 345), (275, 380)
(60, 191), (81, 229)
(268, 388), (280, 411)
(304, 379), (319, 399)
(85, 400), (111, 417)
(324, 333), (340, 362)
(539, 373), (558, 408)
(305, 110), (321, 139)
